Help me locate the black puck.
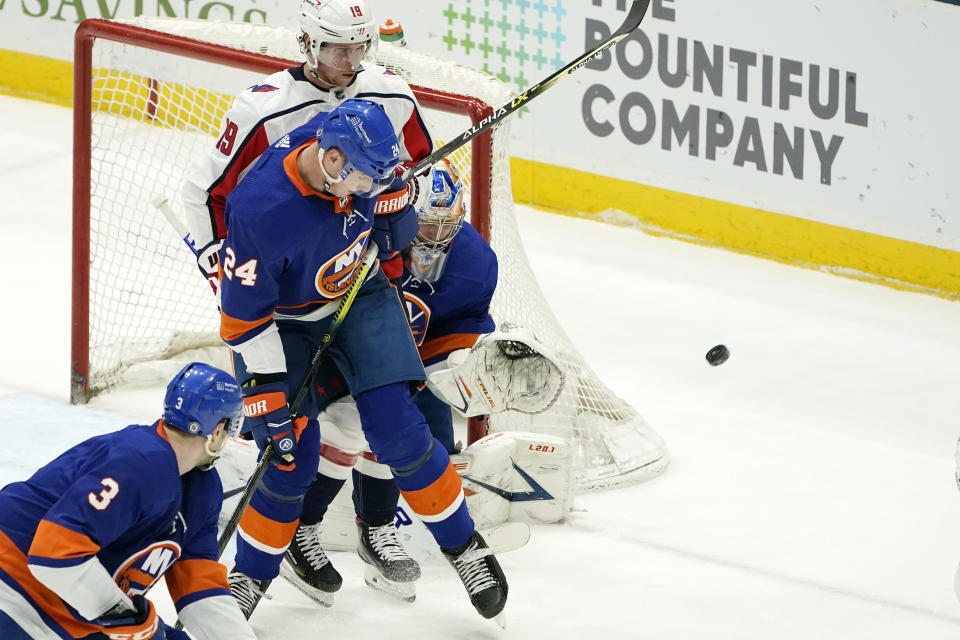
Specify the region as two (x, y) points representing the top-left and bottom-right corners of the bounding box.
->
(706, 344), (729, 366)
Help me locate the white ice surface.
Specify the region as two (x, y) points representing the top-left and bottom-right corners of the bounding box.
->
(2, 94), (960, 638)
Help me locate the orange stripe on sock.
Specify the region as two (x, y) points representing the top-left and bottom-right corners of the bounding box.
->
(0, 530), (99, 637)
(29, 520), (100, 561)
(237, 506), (299, 550)
(165, 558), (229, 605)
(401, 463), (464, 517)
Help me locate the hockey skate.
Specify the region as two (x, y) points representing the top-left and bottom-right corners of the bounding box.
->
(279, 522), (343, 607)
(227, 567), (272, 619)
(442, 530), (508, 620)
(357, 517), (421, 602)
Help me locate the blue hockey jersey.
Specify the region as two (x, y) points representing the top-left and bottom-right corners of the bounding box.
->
(402, 221), (498, 366)
(219, 115), (395, 358)
(0, 422), (231, 639)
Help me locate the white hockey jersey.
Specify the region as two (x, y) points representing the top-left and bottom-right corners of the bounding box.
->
(182, 63), (433, 278)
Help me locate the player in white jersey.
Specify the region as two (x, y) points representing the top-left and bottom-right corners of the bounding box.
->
(181, 0), (429, 600)
(182, 0), (432, 295)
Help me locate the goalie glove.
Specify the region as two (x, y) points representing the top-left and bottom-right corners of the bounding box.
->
(428, 325), (565, 417)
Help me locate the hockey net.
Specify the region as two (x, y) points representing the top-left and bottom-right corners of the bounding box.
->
(72, 17), (667, 490)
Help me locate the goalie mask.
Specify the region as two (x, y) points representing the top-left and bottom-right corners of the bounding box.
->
(298, 0), (378, 79)
(406, 159), (466, 283)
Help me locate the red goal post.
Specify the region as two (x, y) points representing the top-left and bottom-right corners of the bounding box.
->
(72, 18), (493, 403)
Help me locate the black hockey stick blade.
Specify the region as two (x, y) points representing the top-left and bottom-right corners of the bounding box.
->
(400, 0), (650, 182)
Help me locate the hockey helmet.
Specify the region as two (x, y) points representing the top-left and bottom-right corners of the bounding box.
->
(406, 159), (466, 283)
(316, 98), (400, 196)
(162, 362), (243, 439)
(298, 0), (378, 74)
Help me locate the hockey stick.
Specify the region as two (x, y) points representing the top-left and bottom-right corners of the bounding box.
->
(399, 0), (650, 182)
(215, 239), (380, 558)
(152, 195), (199, 256)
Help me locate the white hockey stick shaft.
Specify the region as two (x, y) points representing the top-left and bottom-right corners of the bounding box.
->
(152, 195), (198, 256)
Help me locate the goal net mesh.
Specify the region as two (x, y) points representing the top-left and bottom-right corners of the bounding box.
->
(77, 18), (667, 490)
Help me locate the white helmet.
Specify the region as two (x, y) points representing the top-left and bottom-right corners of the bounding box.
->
(298, 0), (378, 76)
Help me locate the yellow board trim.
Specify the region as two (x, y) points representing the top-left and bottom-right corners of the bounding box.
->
(0, 50), (73, 106)
(3, 48), (958, 300)
(512, 158), (960, 301)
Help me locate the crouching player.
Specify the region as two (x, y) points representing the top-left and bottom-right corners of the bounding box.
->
(0, 363), (257, 640)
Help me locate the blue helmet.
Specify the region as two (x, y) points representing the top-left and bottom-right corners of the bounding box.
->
(317, 98), (400, 194)
(163, 362), (243, 438)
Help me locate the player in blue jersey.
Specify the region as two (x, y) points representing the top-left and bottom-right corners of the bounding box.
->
(287, 158), (496, 604)
(219, 98), (509, 620)
(181, 0), (428, 599)
(0, 362), (256, 640)
(286, 158), (564, 607)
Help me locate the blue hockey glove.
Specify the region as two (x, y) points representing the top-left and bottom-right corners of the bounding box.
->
(158, 619), (190, 640)
(242, 379), (296, 462)
(97, 595), (160, 640)
(371, 205), (419, 258)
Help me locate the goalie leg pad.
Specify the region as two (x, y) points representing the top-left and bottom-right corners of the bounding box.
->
(455, 431), (575, 529)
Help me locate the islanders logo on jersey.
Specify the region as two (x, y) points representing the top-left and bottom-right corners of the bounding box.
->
(315, 230), (371, 298)
(403, 292), (430, 346)
(113, 541), (182, 596)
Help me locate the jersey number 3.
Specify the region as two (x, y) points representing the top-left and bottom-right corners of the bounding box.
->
(88, 477), (120, 510)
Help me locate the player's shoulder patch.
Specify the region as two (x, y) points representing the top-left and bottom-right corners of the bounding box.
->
(360, 63), (414, 96)
(250, 83), (279, 93)
(403, 291), (430, 346)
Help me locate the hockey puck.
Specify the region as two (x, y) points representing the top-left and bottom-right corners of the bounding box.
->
(706, 344), (729, 366)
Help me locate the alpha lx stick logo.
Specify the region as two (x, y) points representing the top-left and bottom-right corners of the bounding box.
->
(462, 464), (554, 502)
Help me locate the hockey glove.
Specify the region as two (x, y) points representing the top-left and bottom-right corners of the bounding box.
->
(157, 620), (190, 640)
(97, 594), (160, 640)
(242, 379), (296, 462)
(196, 241), (221, 297)
(371, 205), (419, 259)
